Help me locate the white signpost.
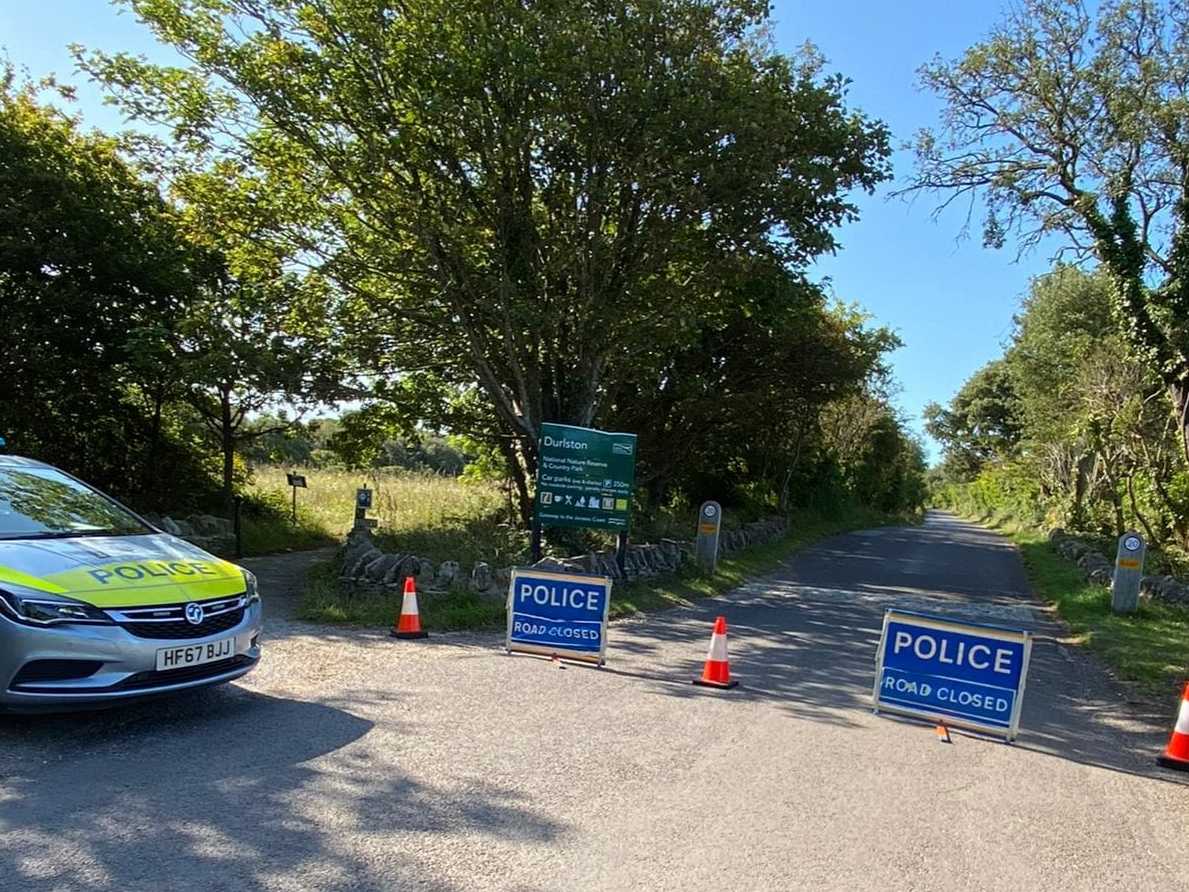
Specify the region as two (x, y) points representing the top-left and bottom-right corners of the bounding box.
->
(695, 501), (722, 571)
(1111, 531), (1145, 614)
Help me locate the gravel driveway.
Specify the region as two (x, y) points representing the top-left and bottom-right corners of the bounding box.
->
(1, 512), (1185, 891)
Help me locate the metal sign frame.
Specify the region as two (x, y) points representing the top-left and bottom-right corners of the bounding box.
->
(505, 567), (612, 666)
(286, 473), (308, 488)
(872, 608), (1033, 741)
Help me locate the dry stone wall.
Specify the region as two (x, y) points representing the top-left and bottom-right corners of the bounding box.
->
(337, 516), (789, 600)
(142, 513), (235, 555)
(1048, 528), (1189, 605)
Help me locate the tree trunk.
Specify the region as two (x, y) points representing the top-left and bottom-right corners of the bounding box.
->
(779, 467), (794, 514)
(780, 424), (807, 513)
(1095, 452), (1126, 536)
(497, 436), (533, 528)
(149, 384), (167, 508)
(220, 386), (235, 516)
(1108, 483), (1126, 537)
(1071, 450), (1093, 530)
(1169, 379), (1189, 468)
(1126, 474), (1160, 548)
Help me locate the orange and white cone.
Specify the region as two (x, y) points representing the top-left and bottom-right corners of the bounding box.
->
(693, 615), (737, 689)
(391, 577), (428, 640)
(1157, 683), (1189, 771)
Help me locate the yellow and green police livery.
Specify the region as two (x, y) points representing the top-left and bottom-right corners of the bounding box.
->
(17, 553), (247, 607)
(0, 455), (262, 712)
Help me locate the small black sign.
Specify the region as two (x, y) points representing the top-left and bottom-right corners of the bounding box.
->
(356, 488), (372, 509)
(286, 473), (308, 488)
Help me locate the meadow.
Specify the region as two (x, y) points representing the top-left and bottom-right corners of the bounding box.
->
(244, 466), (522, 563)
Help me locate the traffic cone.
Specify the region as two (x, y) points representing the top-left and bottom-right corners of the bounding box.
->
(390, 577), (428, 640)
(693, 615), (738, 689)
(1157, 683), (1189, 771)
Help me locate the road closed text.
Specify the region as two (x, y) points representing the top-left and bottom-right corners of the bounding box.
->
(881, 673), (1011, 715)
(510, 619), (601, 642)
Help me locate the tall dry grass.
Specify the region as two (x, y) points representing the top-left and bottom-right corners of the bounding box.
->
(247, 466), (525, 565)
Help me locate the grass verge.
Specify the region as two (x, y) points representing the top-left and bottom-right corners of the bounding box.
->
(961, 510), (1189, 698)
(299, 560), (507, 631)
(298, 505), (913, 631)
(237, 514), (337, 557)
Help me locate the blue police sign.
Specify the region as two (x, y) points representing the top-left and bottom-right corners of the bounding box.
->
(873, 609), (1033, 739)
(506, 568), (612, 665)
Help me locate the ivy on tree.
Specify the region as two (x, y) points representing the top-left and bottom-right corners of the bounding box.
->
(905, 0), (1189, 463)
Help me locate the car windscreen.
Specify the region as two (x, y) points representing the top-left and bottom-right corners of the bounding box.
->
(0, 467), (151, 540)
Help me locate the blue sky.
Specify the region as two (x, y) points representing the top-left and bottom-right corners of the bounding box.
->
(0, 1), (1056, 460)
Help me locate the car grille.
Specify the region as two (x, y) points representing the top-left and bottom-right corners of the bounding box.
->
(122, 607), (246, 640)
(110, 596), (248, 640)
(114, 655), (255, 691)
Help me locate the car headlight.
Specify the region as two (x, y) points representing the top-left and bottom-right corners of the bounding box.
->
(241, 569), (260, 604)
(0, 589), (114, 626)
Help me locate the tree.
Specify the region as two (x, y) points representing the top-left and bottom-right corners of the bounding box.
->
(164, 163), (348, 510)
(906, 0), (1189, 461)
(934, 263), (1189, 541)
(924, 359), (1022, 480)
(848, 411), (928, 513)
(822, 393), (926, 512)
(1007, 266), (1184, 538)
(171, 260), (345, 508)
(0, 73), (200, 499)
(604, 260), (896, 509)
(1, 69), (347, 511)
(83, 0), (892, 514)
(1005, 266), (1117, 445)
(240, 415), (321, 467)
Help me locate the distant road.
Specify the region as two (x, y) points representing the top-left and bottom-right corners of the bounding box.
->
(1, 511), (1185, 891)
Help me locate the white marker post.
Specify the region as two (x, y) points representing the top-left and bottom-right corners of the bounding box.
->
(695, 501), (722, 572)
(1111, 531), (1145, 614)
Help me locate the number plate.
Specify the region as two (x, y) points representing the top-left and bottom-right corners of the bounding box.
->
(156, 636), (237, 671)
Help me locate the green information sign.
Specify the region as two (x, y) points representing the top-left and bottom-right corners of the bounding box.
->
(535, 423), (636, 531)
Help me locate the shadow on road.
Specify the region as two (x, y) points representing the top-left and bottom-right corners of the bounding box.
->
(605, 511), (1189, 786)
(0, 685), (565, 891)
(1012, 638), (1189, 786)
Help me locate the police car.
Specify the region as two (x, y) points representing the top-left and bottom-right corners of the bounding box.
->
(0, 454), (262, 712)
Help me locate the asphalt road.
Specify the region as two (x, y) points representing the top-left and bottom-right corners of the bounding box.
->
(2, 511), (1186, 891)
